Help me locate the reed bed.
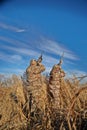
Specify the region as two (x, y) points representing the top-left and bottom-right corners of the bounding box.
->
(0, 73), (87, 130)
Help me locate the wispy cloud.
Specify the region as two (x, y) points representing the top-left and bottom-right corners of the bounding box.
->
(38, 38), (79, 60)
(43, 54), (58, 64)
(0, 31), (80, 75)
(64, 59), (76, 65)
(0, 36), (29, 48)
(0, 36), (78, 74)
(42, 55), (62, 74)
(0, 36), (41, 56)
(0, 68), (24, 75)
(0, 36), (37, 55)
(68, 69), (87, 76)
(10, 54), (23, 62)
(0, 52), (23, 64)
(0, 22), (26, 33)
(3, 45), (39, 56)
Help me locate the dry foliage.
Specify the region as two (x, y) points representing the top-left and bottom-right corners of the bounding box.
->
(0, 73), (87, 130)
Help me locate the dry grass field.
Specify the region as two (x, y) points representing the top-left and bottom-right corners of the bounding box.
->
(0, 72), (87, 130)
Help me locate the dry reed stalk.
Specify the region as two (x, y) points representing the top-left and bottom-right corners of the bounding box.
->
(67, 86), (87, 117)
(0, 78), (27, 130)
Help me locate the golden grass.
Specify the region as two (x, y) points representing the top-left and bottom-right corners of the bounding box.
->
(0, 74), (87, 130)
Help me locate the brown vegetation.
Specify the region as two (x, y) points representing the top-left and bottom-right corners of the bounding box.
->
(0, 58), (87, 130)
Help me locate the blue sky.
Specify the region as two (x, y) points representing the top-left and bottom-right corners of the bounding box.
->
(0, 0), (87, 77)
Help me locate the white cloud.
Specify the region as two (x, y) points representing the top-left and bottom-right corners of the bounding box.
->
(0, 22), (26, 33)
(10, 55), (22, 61)
(0, 37), (77, 74)
(1, 44), (40, 57)
(68, 70), (87, 76)
(0, 33), (80, 76)
(42, 54), (63, 74)
(0, 52), (23, 64)
(16, 29), (25, 32)
(64, 59), (76, 65)
(0, 68), (24, 75)
(43, 55), (58, 64)
(0, 36), (40, 57)
(38, 38), (79, 60)
(0, 36), (30, 49)
(42, 66), (51, 76)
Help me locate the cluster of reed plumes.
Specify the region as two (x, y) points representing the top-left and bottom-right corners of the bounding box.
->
(0, 74), (87, 130)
